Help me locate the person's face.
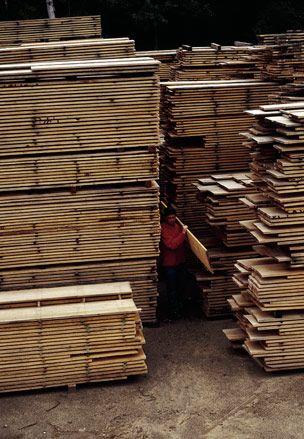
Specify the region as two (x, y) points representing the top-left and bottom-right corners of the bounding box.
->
(166, 214), (176, 225)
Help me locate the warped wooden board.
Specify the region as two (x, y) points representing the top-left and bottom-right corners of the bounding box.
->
(186, 230), (213, 273)
(0, 16), (102, 46)
(160, 201), (212, 272)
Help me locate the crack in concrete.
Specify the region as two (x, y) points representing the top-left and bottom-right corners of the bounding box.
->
(200, 381), (270, 437)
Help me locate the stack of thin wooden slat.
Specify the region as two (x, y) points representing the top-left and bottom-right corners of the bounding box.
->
(196, 173), (257, 247)
(0, 281), (147, 393)
(257, 31), (304, 81)
(0, 184), (160, 268)
(170, 45), (266, 81)
(0, 38), (135, 65)
(241, 102), (304, 265)
(224, 101), (304, 371)
(196, 246), (256, 317)
(194, 173), (258, 317)
(0, 16), (102, 46)
(267, 81), (304, 104)
(136, 49), (177, 81)
(160, 79), (279, 231)
(0, 259), (158, 322)
(0, 57), (160, 322)
(160, 136), (211, 232)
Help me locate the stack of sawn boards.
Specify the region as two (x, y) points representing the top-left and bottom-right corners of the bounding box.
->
(224, 101), (304, 371)
(0, 38), (135, 65)
(136, 49), (177, 81)
(160, 79), (279, 233)
(0, 15), (102, 46)
(170, 45), (267, 81)
(194, 173), (257, 317)
(0, 281), (147, 393)
(257, 31), (304, 81)
(0, 56), (161, 323)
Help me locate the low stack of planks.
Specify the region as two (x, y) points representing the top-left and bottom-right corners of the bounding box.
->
(0, 15), (102, 46)
(257, 31), (304, 82)
(224, 101), (304, 371)
(0, 38), (135, 65)
(0, 57), (161, 323)
(170, 45), (267, 81)
(0, 282), (147, 393)
(194, 173), (257, 317)
(136, 49), (177, 81)
(160, 79), (279, 232)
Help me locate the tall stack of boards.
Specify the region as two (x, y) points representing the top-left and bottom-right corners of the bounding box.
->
(224, 101), (304, 371)
(170, 45), (267, 81)
(136, 49), (177, 81)
(0, 38), (135, 64)
(160, 79), (279, 233)
(0, 282), (147, 393)
(195, 173), (258, 316)
(257, 31), (304, 82)
(0, 15), (102, 45)
(0, 54), (161, 323)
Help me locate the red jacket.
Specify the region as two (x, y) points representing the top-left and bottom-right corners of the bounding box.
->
(160, 222), (186, 267)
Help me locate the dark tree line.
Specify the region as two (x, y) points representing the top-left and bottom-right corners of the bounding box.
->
(0, 0), (303, 49)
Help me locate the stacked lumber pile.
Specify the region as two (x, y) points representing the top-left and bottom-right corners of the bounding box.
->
(136, 49), (176, 80)
(170, 45), (266, 81)
(196, 246), (256, 318)
(224, 101), (304, 370)
(160, 79), (279, 231)
(0, 282), (147, 393)
(268, 82), (304, 104)
(196, 173), (257, 247)
(0, 57), (160, 323)
(257, 31), (304, 81)
(0, 38), (135, 65)
(194, 173), (258, 317)
(0, 15), (102, 46)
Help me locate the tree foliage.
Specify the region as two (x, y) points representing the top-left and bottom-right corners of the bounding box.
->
(0, 0), (303, 49)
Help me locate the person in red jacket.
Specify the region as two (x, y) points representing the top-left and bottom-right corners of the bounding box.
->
(160, 206), (188, 319)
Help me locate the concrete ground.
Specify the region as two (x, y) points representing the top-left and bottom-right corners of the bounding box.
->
(0, 317), (303, 439)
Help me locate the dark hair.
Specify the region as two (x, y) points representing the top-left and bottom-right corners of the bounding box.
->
(163, 206), (176, 217)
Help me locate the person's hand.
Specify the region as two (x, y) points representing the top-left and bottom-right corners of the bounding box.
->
(182, 225), (188, 234)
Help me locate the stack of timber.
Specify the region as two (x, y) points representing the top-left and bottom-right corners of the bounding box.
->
(194, 173), (258, 317)
(241, 102), (304, 266)
(0, 282), (147, 393)
(0, 16), (102, 46)
(170, 45), (266, 81)
(268, 82), (304, 104)
(196, 246), (256, 318)
(0, 57), (160, 323)
(224, 101), (304, 371)
(136, 49), (177, 81)
(257, 31), (304, 81)
(160, 79), (279, 232)
(0, 38), (135, 65)
(160, 136), (211, 232)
